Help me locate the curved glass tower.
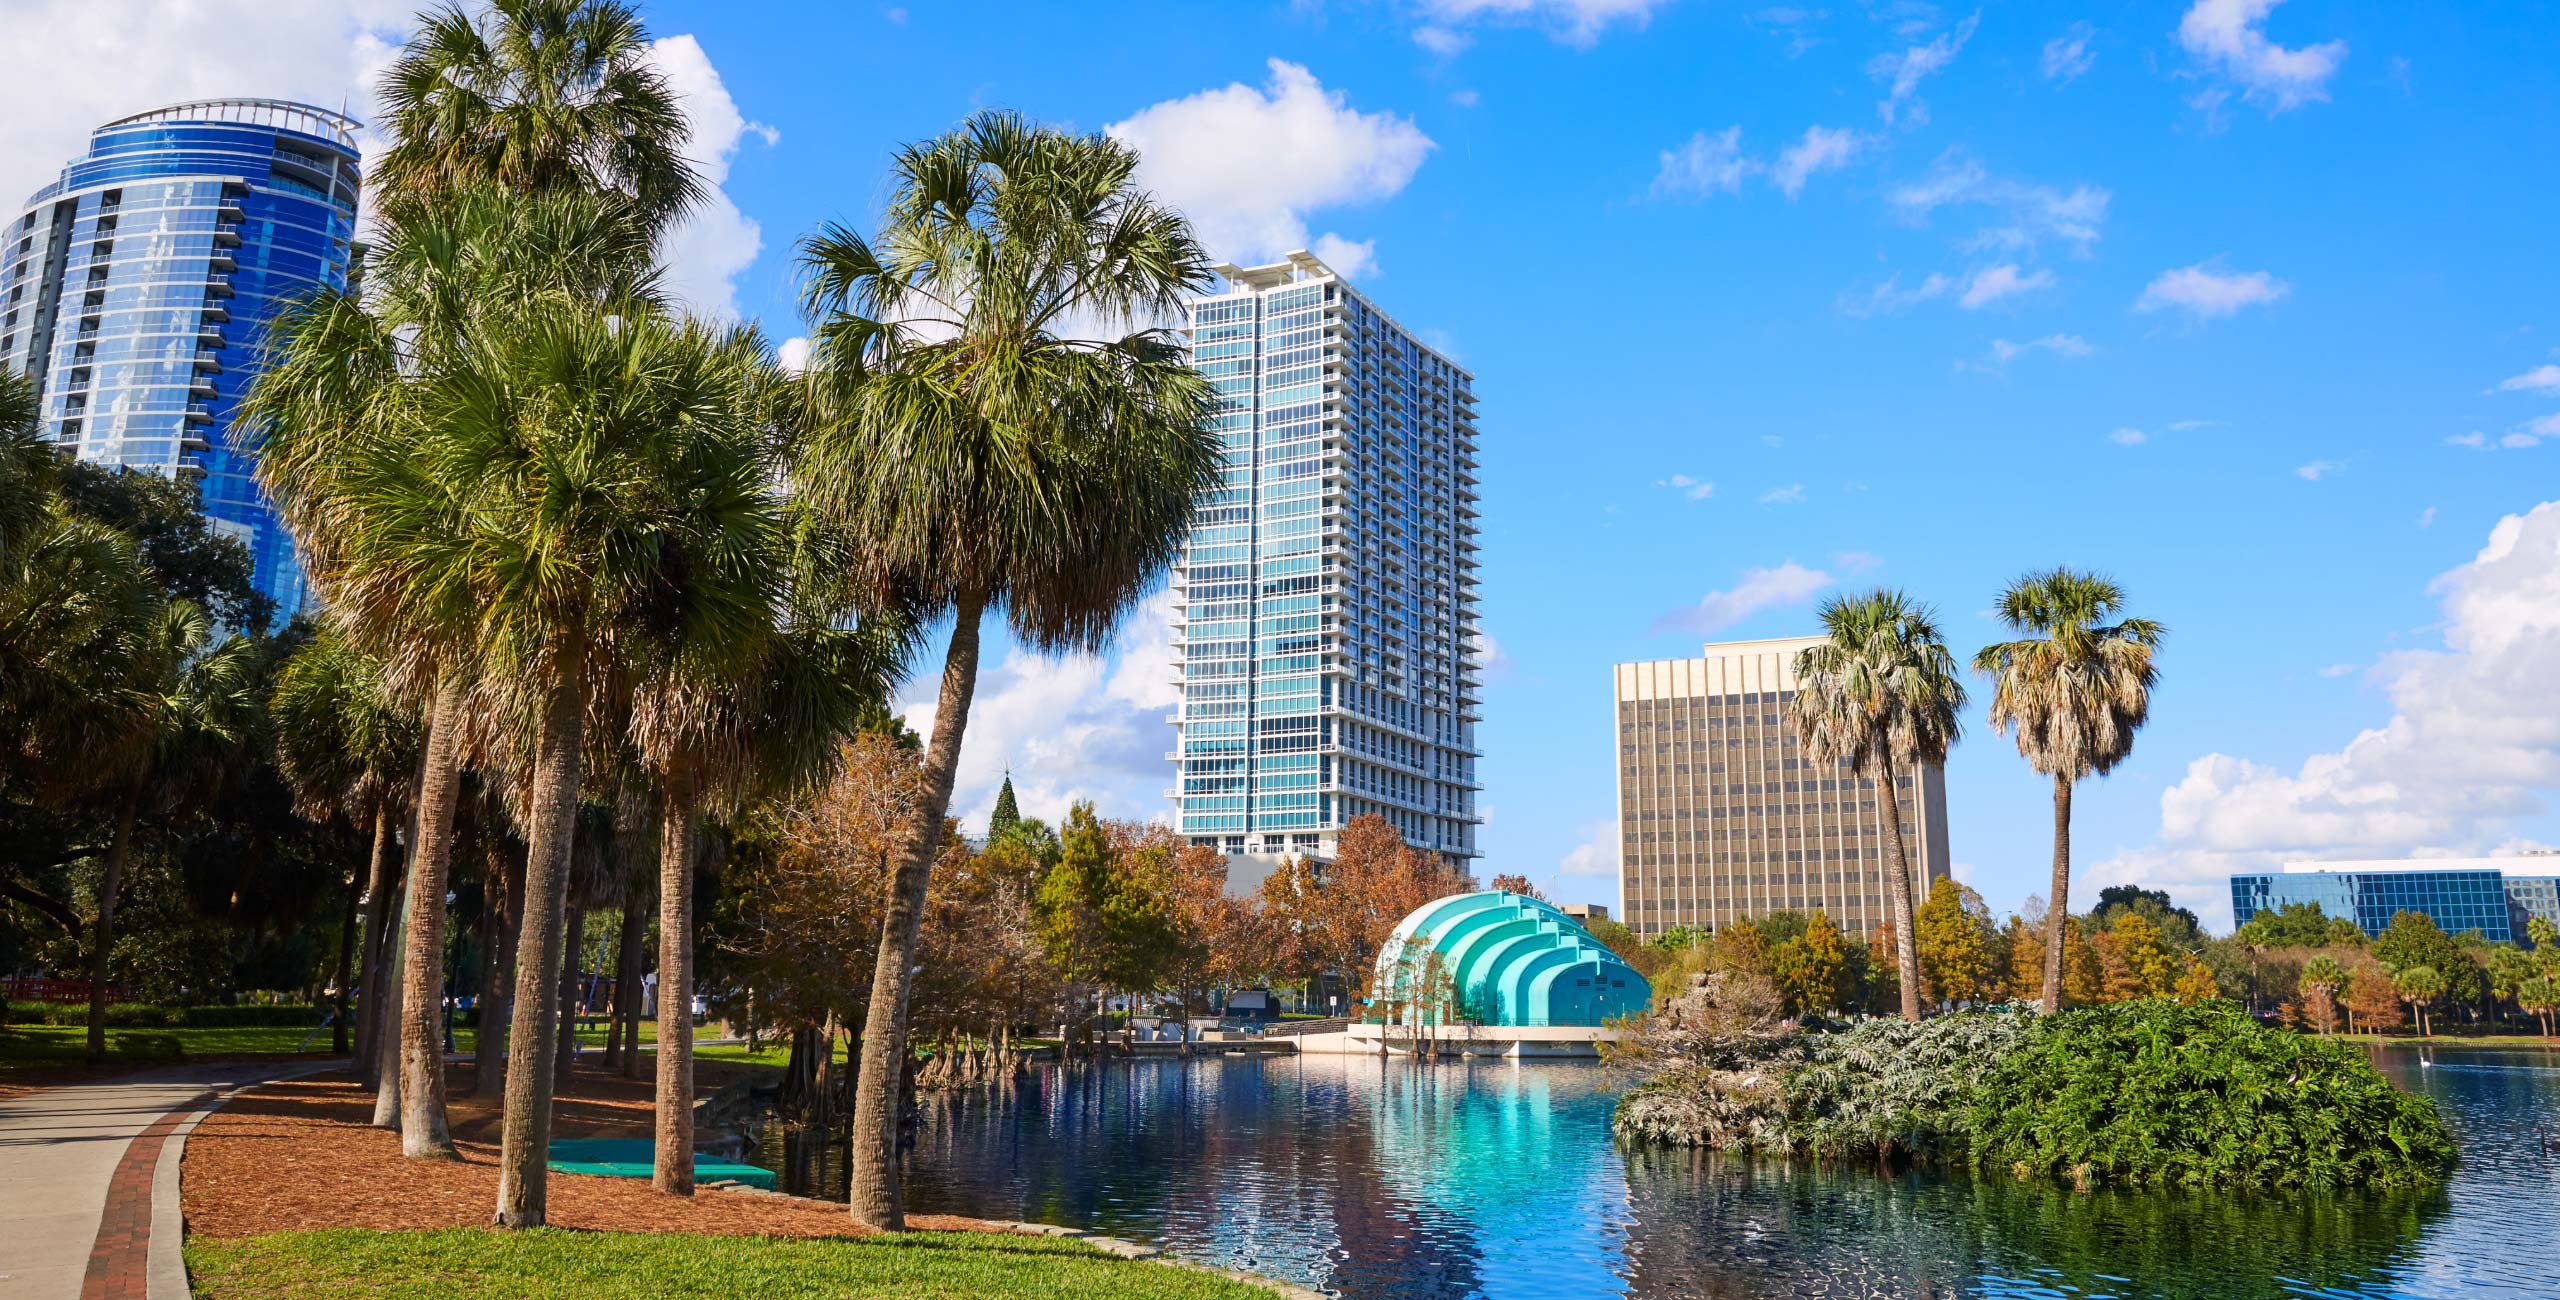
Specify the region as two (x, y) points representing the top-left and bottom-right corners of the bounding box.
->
(0, 99), (362, 623)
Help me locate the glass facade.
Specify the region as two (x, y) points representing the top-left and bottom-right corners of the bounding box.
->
(0, 99), (361, 623)
(2230, 866), (2560, 945)
(1171, 252), (1481, 888)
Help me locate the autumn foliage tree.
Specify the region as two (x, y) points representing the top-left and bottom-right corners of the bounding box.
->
(1255, 814), (1468, 1007)
(1914, 879), (1999, 1009)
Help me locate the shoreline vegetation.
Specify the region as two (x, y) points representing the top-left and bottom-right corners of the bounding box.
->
(1612, 997), (2457, 1190)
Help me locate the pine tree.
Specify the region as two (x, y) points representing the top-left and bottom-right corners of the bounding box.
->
(988, 774), (1021, 842)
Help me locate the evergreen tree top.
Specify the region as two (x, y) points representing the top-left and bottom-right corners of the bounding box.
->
(989, 773), (1021, 838)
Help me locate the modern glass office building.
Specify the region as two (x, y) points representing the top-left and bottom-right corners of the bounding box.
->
(1171, 251), (1482, 892)
(0, 99), (362, 623)
(2231, 858), (2560, 946)
(1613, 637), (1953, 939)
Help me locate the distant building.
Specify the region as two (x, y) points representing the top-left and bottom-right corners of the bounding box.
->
(1559, 902), (1609, 928)
(1612, 636), (1952, 939)
(1170, 251), (1482, 895)
(2231, 857), (2560, 945)
(1, 99), (363, 623)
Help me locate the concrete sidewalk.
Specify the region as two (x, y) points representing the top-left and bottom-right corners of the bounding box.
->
(0, 1058), (348, 1300)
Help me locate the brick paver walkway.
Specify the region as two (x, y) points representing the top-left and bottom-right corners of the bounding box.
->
(0, 1060), (345, 1300)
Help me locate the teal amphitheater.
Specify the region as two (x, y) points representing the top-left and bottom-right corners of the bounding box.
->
(1372, 890), (1652, 1027)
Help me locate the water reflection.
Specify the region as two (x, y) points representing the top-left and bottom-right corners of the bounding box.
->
(747, 1044), (2559, 1300)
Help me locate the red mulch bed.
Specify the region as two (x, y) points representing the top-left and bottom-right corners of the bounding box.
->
(182, 1060), (992, 1239)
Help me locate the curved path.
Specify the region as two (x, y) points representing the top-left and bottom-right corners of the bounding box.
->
(0, 1059), (348, 1300)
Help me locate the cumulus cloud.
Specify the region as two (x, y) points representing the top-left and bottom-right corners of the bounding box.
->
(1559, 819), (1619, 877)
(1655, 473), (1715, 500)
(2135, 263), (2290, 318)
(2042, 22), (2097, 82)
(1888, 154), (2110, 255)
(1416, 0), (1671, 47)
(1650, 560), (1833, 636)
(648, 34), (778, 319)
(2110, 427), (2148, 445)
(2495, 364), (2560, 394)
(898, 589), (1183, 834)
(2295, 460), (2343, 481)
(2176, 0), (2348, 114)
(776, 336), (811, 373)
(1760, 484), (1808, 505)
(1867, 12), (1978, 125)
(2092, 502), (2560, 922)
(1958, 263), (2055, 309)
(1651, 126), (1755, 200)
(1110, 60), (1431, 275)
(1772, 125), (1862, 198)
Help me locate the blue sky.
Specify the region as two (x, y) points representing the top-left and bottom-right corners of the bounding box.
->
(9, 0), (2557, 928)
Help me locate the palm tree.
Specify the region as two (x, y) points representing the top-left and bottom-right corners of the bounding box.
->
(2395, 965), (2447, 1038)
(373, 0), (702, 236)
(795, 111), (1223, 1228)
(1788, 590), (1967, 1022)
(77, 601), (259, 1061)
(1972, 570), (2163, 1014)
(268, 630), (421, 1067)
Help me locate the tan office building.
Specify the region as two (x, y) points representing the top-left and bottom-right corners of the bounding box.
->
(1612, 636), (1951, 939)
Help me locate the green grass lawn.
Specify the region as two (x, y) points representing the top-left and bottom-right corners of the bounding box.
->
(186, 1228), (1278, 1300)
(0, 1023), (340, 1074)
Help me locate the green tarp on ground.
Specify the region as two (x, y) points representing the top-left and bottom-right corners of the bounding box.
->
(547, 1138), (776, 1190)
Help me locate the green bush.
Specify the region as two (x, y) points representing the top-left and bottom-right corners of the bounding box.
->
(1615, 1000), (2457, 1191)
(1962, 1000), (2455, 1190)
(0, 1001), (322, 1028)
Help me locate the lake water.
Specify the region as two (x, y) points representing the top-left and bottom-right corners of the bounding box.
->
(749, 1043), (2560, 1298)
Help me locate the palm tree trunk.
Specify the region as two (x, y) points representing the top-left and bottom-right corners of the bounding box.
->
(653, 782), (699, 1194)
(1875, 757), (1922, 1022)
(371, 873), (405, 1129)
(846, 591), (985, 1229)
(495, 658), (586, 1230)
(84, 795), (140, 1065)
(473, 855), (504, 1093)
(354, 801), (397, 1084)
(478, 839), (524, 1099)
(399, 678), (465, 1158)
(333, 858), (358, 1056)
(2040, 775), (2074, 1015)
(557, 904), (587, 1078)
(609, 898), (644, 1074)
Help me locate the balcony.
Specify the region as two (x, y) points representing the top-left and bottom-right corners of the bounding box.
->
(205, 275), (233, 297)
(192, 351), (223, 373)
(200, 298), (229, 322)
(197, 324), (226, 348)
(206, 246), (237, 271)
(185, 400), (215, 424)
(188, 373), (216, 398)
(212, 221), (243, 247)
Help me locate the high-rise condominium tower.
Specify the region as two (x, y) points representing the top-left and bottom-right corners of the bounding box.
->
(1171, 251), (1481, 892)
(1613, 636), (1952, 939)
(1, 99), (362, 623)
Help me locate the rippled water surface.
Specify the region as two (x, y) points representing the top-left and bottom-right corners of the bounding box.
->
(750, 1044), (2560, 1298)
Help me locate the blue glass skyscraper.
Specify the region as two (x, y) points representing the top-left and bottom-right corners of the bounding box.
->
(0, 99), (362, 623)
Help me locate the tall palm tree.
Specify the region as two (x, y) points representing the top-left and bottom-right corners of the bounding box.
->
(268, 629), (421, 1069)
(1789, 590), (1967, 1022)
(795, 111), (1222, 1228)
(78, 601), (258, 1060)
(1972, 569), (2162, 1014)
(374, 0), (702, 237)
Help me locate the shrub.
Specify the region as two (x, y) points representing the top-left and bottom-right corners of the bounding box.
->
(1962, 1000), (2455, 1190)
(0, 1001), (323, 1028)
(1782, 1010), (2037, 1163)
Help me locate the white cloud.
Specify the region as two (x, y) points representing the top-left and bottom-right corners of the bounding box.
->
(1650, 560), (1834, 635)
(776, 337), (811, 373)
(2295, 460), (2343, 481)
(2535, 414), (2560, 438)
(2419, 506), (2438, 529)
(2135, 263), (2290, 318)
(1772, 125), (1862, 198)
(2495, 365), (2560, 394)
(648, 34), (777, 320)
(1985, 334), (2093, 365)
(0, 1), (413, 222)
(1867, 12), (1978, 125)
(1309, 233), (1379, 280)
(1839, 271), (1955, 317)
(1760, 484), (1807, 505)
(1559, 819), (1619, 877)
(1449, 88), (1483, 108)
(2169, 418), (2214, 431)
(1109, 60), (1432, 275)
(2095, 501), (2560, 924)
(1888, 154), (2110, 255)
(1834, 550), (1883, 575)
(2042, 22), (2097, 82)
(2110, 427), (2148, 446)
(2317, 662), (2359, 679)
(2449, 432), (2489, 449)
(1651, 126), (1756, 200)
(1417, 0), (1671, 47)
(899, 589), (1182, 833)
(1413, 25), (1472, 57)
(2177, 0), (2348, 114)
(1958, 263), (2055, 309)
(1655, 473), (1715, 500)
(1470, 628), (1513, 684)
(2503, 432), (2545, 450)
